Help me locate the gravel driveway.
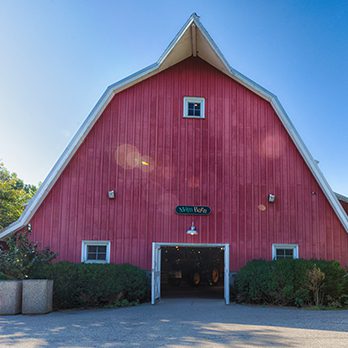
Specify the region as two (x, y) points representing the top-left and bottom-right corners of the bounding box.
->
(1, 299), (348, 347)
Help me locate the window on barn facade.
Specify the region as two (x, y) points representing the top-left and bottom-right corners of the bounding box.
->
(272, 244), (299, 260)
(183, 97), (205, 118)
(81, 241), (110, 263)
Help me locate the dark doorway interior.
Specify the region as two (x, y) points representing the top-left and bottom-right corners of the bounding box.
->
(161, 246), (224, 299)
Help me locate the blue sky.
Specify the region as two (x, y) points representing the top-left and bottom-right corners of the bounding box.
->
(0, 0), (347, 195)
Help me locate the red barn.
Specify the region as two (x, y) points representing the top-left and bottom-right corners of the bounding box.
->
(1, 14), (348, 304)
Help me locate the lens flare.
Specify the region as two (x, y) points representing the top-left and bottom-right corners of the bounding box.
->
(258, 204), (266, 212)
(115, 144), (141, 169)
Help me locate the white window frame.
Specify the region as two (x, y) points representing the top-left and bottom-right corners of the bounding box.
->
(272, 244), (299, 260)
(81, 240), (111, 264)
(183, 97), (205, 118)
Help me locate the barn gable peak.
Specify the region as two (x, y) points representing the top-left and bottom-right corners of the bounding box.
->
(157, 13), (231, 76)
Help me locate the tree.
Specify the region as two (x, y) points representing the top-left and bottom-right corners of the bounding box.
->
(0, 162), (38, 230)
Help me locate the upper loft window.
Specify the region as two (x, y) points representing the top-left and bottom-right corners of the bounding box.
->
(81, 240), (110, 264)
(272, 244), (299, 260)
(183, 97), (205, 119)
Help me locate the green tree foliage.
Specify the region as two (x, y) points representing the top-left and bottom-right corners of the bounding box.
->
(0, 162), (38, 229)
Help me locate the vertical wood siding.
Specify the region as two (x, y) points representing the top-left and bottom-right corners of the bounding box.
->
(29, 57), (348, 271)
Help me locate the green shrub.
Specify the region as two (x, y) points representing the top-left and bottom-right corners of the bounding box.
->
(0, 271), (11, 280)
(31, 262), (149, 309)
(307, 265), (325, 306)
(0, 231), (56, 279)
(235, 259), (348, 307)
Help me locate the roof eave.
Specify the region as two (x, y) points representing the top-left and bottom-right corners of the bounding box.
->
(336, 192), (348, 204)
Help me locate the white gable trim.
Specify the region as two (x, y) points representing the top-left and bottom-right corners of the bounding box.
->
(336, 192), (348, 204)
(1, 13), (347, 239)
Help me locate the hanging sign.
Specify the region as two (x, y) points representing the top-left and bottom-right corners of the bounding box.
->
(175, 206), (211, 216)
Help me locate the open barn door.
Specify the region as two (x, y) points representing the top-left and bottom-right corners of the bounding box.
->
(151, 243), (161, 304)
(151, 242), (229, 304)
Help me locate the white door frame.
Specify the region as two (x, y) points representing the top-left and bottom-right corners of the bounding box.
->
(151, 242), (230, 305)
(151, 242), (161, 304)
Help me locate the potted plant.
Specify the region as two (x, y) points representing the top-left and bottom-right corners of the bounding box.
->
(0, 231), (56, 314)
(0, 271), (22, 315)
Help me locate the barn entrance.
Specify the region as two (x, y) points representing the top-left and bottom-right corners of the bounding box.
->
(151, 243), (230, 304)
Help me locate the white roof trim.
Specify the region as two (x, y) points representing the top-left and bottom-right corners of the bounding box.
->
(1, 13), (347, 239)
(336, 192), (348, 204)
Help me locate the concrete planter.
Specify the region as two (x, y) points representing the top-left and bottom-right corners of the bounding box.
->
(0, 280), (22, 315)
(22, 279), (53, 314)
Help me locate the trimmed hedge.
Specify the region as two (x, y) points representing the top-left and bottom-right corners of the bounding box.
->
(235, 259), (348, 307)
(31, 262), (149, 309)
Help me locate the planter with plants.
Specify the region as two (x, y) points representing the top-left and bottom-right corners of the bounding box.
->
(0, 231), (56, 314)
(22, 278), (54, 314)
(0, 272), (22, 315)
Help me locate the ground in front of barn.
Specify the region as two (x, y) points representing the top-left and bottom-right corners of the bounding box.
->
(1, 299), (348, 347)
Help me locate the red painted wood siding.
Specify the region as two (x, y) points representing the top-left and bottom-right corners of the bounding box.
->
(29, 57), (348, 271)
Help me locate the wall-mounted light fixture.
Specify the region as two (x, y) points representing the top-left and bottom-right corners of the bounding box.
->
(268, 194), (276, 203)
(108, 190), (115, 199)
(27, 223), (32, 232)
(186, 222), (198, 236)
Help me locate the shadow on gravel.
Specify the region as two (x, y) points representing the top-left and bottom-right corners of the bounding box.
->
(0, 299), (347, 347)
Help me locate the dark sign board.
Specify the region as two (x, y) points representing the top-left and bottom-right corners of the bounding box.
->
(175, 206), (211, 216)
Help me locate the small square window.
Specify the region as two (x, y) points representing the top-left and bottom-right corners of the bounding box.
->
(188, 102), (201, 116)
(276, 248), (293, 259)
(82, 241), (110, 263)
(272, 244), (299, 260)
(183, 97), (205, 118)
(87, 245), (107, 261)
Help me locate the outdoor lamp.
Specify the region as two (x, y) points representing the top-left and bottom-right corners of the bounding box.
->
(108, 190), (115, 199)
(186, 222), (198, 236)
(268, 193), (276, 203)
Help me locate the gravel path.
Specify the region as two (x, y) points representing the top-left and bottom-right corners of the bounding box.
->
(1, 299), (348, 347)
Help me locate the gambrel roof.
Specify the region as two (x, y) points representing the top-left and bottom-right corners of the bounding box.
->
(1, 13), (347, 239)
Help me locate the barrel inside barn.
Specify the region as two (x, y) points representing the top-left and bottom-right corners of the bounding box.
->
(160, 246), (224, 299)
